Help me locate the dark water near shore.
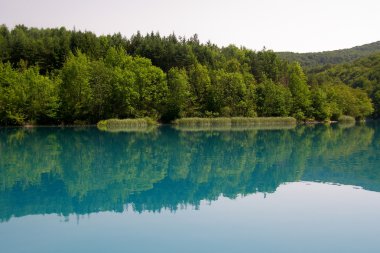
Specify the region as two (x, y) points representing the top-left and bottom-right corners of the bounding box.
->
(0, 123), (379, 253)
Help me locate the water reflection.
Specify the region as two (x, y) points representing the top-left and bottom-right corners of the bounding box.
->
(0, 123), (379, 222)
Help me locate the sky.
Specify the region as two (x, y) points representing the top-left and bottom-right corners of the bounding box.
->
(0, 0), (379, 53)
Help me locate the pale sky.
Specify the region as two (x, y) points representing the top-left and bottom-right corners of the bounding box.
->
(0, 0), (379, 53)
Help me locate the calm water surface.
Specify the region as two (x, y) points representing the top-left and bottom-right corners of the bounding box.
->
(0, 123), (379, 253)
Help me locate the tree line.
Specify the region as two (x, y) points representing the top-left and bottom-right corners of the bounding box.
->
(277, 41), (380, 68)
(0, 25), (374, 125)
(308, 53), (380, 118)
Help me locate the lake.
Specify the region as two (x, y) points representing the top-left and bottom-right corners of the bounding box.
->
(0, 123), (379, 253)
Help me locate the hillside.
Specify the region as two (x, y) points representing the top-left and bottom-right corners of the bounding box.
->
(277, 41), (380, 68)
(308, 53), (380, 118)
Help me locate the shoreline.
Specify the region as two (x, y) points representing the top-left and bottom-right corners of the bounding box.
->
(0, 116), (372, 129)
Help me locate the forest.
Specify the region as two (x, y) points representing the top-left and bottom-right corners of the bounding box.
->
(307, 53), (380, 118)
(277, 41), (380, 68)
(0, 25), (376, 125)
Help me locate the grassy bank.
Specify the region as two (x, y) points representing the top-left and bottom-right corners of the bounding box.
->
(97, 118), (157, 132)
(338, 115), (356, 123)
(336, 115), (356, 128)
(173, 124), (296, 132)
(96, 117), (297, 132)
(173, 117), (297, 127)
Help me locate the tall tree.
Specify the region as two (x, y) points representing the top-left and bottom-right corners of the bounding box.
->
(59, 51), (92, 122)
(287, 62), (312, 119)
(256, 79), (292, 116)
(162, 67), (191, 121)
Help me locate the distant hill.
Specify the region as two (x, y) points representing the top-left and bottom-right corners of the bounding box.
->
(277, 41), (380, 68)
(308, 53), (380, 118)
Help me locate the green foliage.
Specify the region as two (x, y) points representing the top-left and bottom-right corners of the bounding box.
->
(309, 53), (379, 118)
(256, 79), (292, 117)
(0, 62), (59, 125)
(320, 84), (374, 120)
(59, 51), (92, 122)
(250, 49), (282, 82)
(338, 115), (356, 123)
(0, 25), (377, 124)
(277, 41), (380, 68)
(59, 48), (168, 123)
(132, 57), (168, 118)
(187, 63), (211, 114)
(287, 62), (312, 119)
(88, 59), (115, 121)
(310, 87), (331, 120)
(97, 118), (157, 131)
(162, 67), (191, 121)
(207, 69), (249, 116)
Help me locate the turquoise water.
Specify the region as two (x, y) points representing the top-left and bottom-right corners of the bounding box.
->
(0, 123), (379, 253)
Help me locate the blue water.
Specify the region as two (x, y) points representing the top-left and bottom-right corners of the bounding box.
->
(0, 123), (379, 253)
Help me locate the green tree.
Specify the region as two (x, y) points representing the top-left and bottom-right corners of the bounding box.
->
(310, 87), (331, 120)
(0, 25), (10, 62)
(322, 83), (374, 119)
(187, 63), (211, 115)
(163, 67), (191, 121)
(130, 57), (168, 118)
(21, 66), (59, 123)
(0, 62), (25, 124)
(0, 62), (59, 125)
(287, 62), (312, 119)
(256, 79), (292, 116)
(59, 51), (92, 122)
(249, 49), (281, 83)
(88, 60), (114, 121)
(104, 47), (138, 118)
(206, 69), (248, 116)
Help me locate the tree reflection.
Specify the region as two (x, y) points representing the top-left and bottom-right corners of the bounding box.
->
(0, 123), (379, 221)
